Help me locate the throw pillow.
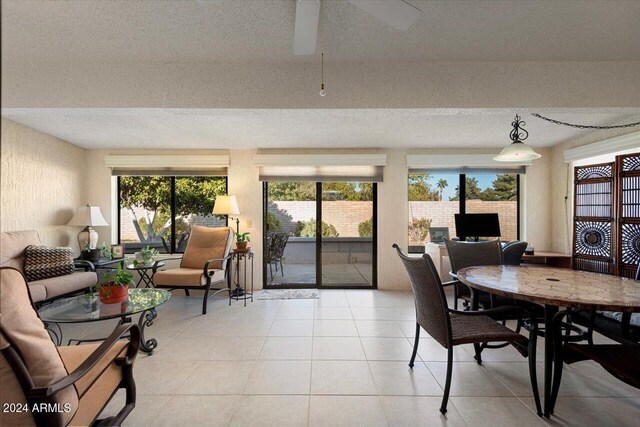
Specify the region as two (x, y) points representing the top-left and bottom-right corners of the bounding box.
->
(23, 245), (75, 282)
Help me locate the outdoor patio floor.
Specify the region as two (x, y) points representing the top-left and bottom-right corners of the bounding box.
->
(268, 263), (373, 287)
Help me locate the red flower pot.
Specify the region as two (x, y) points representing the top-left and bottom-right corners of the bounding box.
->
(99, 285), (129, 304)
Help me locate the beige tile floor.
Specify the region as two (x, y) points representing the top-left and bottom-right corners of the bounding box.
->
(54, 289), (640, 426)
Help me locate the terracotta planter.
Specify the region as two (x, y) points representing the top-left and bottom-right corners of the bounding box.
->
(236, 242), (248, 251)
(99, 285), (129, 304)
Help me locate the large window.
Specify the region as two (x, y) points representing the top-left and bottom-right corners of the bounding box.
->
(408, 172), (520, 253)
(118, 176), (228, 254)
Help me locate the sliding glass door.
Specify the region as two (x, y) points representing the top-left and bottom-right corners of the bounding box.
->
(263, 181), (377, 289)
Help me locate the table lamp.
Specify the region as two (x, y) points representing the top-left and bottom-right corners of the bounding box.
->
(67, 204), (109, 250)
(213, 195), (241, 234)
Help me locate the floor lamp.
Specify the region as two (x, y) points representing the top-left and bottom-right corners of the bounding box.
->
(213, 195), (244, 296)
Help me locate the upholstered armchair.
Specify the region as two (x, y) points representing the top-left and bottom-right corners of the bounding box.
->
(151, 226), (234, 315)
(0, 267), (139, 427)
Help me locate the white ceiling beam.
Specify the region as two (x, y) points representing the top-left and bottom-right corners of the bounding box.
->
(294, 0), (321, 55)
(346, 0), (420, 31)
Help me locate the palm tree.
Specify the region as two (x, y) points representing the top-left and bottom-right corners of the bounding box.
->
(436, 179), (448, 201)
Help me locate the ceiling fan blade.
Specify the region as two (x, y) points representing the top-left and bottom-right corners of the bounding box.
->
(345, 0), (420, 31)
(294, 0), (321, 55)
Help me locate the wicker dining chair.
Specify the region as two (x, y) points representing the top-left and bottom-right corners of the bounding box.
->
(393, 244), (542, 415)
(502, 241), (529, 266)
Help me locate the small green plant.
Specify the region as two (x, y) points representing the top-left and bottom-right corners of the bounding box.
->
(295, 219), (339, 237)
(266, 211), (281, 231)
(100, 242), (112, 260)
(135, 245), (159, 265)
(236, 232), (251, 244)
(101, 265), (133, 287)
(358, 217), (373, 238)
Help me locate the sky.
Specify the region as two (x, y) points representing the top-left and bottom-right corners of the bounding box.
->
(433, 173), (498, 200)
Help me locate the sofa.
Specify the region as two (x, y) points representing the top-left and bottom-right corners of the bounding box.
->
(0, 230), (97, 303)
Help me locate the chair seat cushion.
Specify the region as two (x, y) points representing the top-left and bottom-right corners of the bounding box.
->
(58, 341), (128, 397)
(30, 271), (97, 301)
(450, 313), (527, 346)
(60, 342), (128, 426)
(153, 268), (225, 287)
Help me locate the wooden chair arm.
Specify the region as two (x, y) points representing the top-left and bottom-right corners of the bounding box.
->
(29, 324), (140, 398)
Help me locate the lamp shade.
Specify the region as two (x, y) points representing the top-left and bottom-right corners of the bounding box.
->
(212, 195), (240, 215)
(493, 141), (542, 162)
(67, 205), (109, 226)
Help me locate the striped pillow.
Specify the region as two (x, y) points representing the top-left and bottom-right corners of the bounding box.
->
(23, 245), (75, 282)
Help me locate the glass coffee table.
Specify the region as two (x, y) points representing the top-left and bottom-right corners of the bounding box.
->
(38, 288), (171, 354)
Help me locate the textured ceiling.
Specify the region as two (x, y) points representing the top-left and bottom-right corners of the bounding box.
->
(2, 0), (640, 63)
(3, 108), (639, 150)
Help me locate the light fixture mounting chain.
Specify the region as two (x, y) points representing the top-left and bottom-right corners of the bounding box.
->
(510, 114), (528, 143)
(532, 113), (640, 130)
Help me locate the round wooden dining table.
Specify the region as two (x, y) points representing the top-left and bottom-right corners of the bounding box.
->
(457, 264), (640, 417)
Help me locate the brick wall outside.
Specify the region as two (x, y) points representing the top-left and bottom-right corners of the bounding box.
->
(268, 201), (373, 237)
(409, 200), (518, 244)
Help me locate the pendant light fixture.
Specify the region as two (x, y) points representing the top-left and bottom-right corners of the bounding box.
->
(319, 52), (326, 97)
(494, 114), (542, 162)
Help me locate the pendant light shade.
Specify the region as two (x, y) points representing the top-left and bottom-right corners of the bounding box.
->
(493, 114), (541, 162)
(493, 141), (542, 161)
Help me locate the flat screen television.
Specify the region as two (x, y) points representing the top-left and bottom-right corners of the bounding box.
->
(454, 213), (501, 241)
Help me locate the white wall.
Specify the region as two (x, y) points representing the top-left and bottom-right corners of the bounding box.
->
(0, 118), (88, 252)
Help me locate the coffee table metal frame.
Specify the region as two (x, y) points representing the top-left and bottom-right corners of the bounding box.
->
(39, 288), (170, 354)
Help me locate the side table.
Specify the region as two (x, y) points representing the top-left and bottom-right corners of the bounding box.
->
(126, 261), (165, 288)
(230, 249), (254, 306)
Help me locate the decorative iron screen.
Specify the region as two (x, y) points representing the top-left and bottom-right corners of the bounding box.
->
(573, 162), (615, 274)
(616, 153), (640, 278)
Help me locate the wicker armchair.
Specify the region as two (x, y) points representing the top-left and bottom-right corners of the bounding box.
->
(393, 244), (541, 415)
(445, 239), (513, 311)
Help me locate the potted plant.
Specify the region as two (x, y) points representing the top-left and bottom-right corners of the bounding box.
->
(133, 245), (159, 266)
(236, 232), (251, 251)
(97, 265), (133, 304)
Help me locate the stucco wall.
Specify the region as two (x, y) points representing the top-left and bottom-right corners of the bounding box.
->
(0, 118), (88, 252)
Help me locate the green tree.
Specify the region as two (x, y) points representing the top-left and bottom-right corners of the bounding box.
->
(119, 176), (226, 243)
(266, 211), (281, 232)
(408, 174), (440, 201)
(408, 217), (432, 244)
(450, 177), (482, 201)
(485, 174), (517, 201)
(295, 219), (339, 237)
(436, 179), (448, 201)
(267, 182), (316, 201)
(358, 217), (373, 237)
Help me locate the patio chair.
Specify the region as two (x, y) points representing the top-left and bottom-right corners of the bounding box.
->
(152, 226), (234, 315)
(502, 240), (529, 265)
(265, 232), (289, 281)
(393, 245), (541, 415)
(445, 239), (511, 311)
(0, 267), (140, 426)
